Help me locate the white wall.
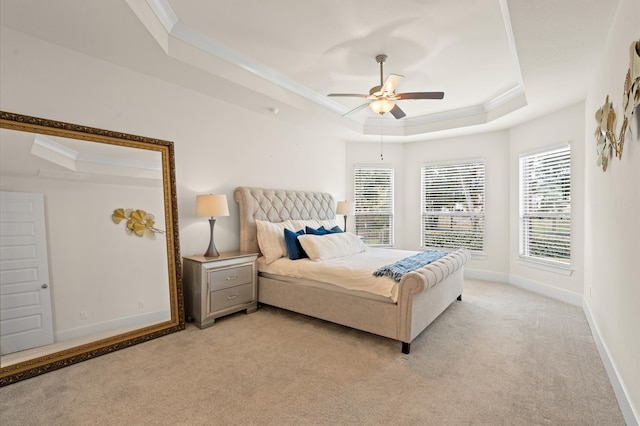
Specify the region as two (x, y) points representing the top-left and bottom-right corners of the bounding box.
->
(508, 102), (586, 299)
(0, 176), (168, 339)
(346, 130), (511, 276)
(404, 131), (511, 276)
(347, 104), (585, 298)
(347, 95), (637, 421)
(0, 27), (347, 258)
(584, 0), (640, 419)
(0, 28), (346, 338)
(344, 142), (404, 246)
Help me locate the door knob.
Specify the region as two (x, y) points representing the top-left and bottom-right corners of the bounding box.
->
(41, 284), (48, 289)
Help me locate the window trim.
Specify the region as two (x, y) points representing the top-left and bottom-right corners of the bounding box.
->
(517, 255), (573, 275)
(420, 158), (486, 253)
(518, 143), (572, 272)
(353, 164), (394, 247)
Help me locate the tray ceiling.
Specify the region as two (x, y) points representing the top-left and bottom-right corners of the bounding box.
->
(0, 0), (620, 142)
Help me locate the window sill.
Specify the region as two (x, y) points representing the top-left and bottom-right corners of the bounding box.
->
(470, 251), (487, 260)
(420, 247), (485, 258)
(518, 256), (573, 276)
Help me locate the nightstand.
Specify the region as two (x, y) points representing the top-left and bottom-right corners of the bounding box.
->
(182, 251), (258, 329)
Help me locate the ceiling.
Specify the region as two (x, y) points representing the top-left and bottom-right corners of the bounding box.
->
(0, 128), (163, 185)
(0, 0), (620, 142)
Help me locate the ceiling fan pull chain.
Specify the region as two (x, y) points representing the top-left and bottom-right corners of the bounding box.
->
(380, 117), (384, 161)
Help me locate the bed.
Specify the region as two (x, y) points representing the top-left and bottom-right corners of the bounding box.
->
(233, 186), (470, 353)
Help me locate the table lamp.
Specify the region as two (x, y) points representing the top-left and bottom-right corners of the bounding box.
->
(336, 201), (353, 232)
(196, 194), (229, 257)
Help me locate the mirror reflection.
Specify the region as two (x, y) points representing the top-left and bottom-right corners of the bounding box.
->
(0, 112), (183, 385)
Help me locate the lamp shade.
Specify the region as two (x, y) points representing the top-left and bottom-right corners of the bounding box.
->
(369, 99), (395, 114)
(196, 194), (229, 218)
(336, 201), (354, 216)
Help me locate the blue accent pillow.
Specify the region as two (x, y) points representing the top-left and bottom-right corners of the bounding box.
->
(305, 225), (343, 235)
(284, 229), (308, 260)
(306, 226), (329, 235)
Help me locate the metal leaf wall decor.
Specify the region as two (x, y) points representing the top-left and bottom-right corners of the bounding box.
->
(595, 39), (640, 172)
(112, 208), (165, 238)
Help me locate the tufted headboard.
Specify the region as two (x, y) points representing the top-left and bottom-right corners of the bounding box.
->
(233, 187), (336, 254)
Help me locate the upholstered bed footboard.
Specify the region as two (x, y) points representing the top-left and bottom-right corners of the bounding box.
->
(257, 248), (469, 353)
(258, 275), (401, 340)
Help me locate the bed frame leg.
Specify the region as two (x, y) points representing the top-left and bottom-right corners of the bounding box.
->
(402, 342), (411, 354)
(457, 294), (462, 301)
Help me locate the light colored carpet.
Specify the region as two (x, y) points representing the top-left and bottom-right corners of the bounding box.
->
(0, 279), (624, 425)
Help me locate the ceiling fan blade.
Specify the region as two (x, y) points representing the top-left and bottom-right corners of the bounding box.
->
(328, 93), (368, 98)
(382, 74), (404, 94)
(389, 104), (406, 119)
(341, 102), (370, 117)
(396, 91), (445, 100)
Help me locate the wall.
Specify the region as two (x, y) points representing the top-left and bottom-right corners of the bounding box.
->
(0, 175), (168, 340)
(347, 96), (637, 420)
(584, 0), (640, 420)
(404, 131), (510, 276)
(508, 102), (586, 301)
(344, 142), (404, 246)
(0, 28), (346, 334)
(346, 131), (511, 276)
(346, 104), (585, 296)
(0, 27), (346, 257)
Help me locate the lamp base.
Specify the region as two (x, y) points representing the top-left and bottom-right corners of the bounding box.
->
(204, 218), (220, 257)
(343, 215), (347, 232)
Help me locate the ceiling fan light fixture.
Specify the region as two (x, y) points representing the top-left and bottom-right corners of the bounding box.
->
(327, 54), (444, 119)
(369, 99), (395, 114)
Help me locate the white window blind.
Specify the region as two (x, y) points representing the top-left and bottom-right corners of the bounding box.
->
(421, 161), (485, 251)
(354, 166), (394, 246)
(519, 145), (571, 265)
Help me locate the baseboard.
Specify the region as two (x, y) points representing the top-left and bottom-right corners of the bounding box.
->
(464, 268), (510, 284)
(582, 299), (640, 426)
(55, 309), (171, 342)
(507, 274), (583, 306)
(465, 269), (582, 306)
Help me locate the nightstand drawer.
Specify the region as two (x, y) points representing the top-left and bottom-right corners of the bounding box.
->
(210, 283), (253, 312)
(208, 264), (253, 291)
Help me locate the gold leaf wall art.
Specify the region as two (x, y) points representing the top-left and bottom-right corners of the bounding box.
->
(594, 39), (640, 172)
(623, 40), (640, 119)
(595, 95), (617, 171)
(112, 208), (165, 238)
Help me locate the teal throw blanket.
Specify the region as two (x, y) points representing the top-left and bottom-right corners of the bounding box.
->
(373, 250), (447, 282)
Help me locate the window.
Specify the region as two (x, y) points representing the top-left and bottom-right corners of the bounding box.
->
(421, 160), (485, 252)
(354, 166), (394, 246)
(519, 145), (571, 265)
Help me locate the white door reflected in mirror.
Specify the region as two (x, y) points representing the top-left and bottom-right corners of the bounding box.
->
(0, 192), (54, 356)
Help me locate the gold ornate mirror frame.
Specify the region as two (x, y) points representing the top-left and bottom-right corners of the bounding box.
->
(0, 111), (184, 386)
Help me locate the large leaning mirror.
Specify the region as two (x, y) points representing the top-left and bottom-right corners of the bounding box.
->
(0, 111), (184, 386)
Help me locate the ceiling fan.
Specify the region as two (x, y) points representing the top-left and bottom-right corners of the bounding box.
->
(328, 54), (444, 119)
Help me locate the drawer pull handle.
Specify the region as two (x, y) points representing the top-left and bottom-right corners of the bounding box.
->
(227, 294), (238, 300)
(226, 275), (238, 281)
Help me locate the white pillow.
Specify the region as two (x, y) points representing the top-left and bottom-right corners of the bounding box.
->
(256, 220), (292, 264)
(288, 219), (338, 231)
(288, 219), (320, 230)
(297, 232), (366, 261)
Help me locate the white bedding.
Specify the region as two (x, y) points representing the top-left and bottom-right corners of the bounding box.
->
(257, 247), (421, 303)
